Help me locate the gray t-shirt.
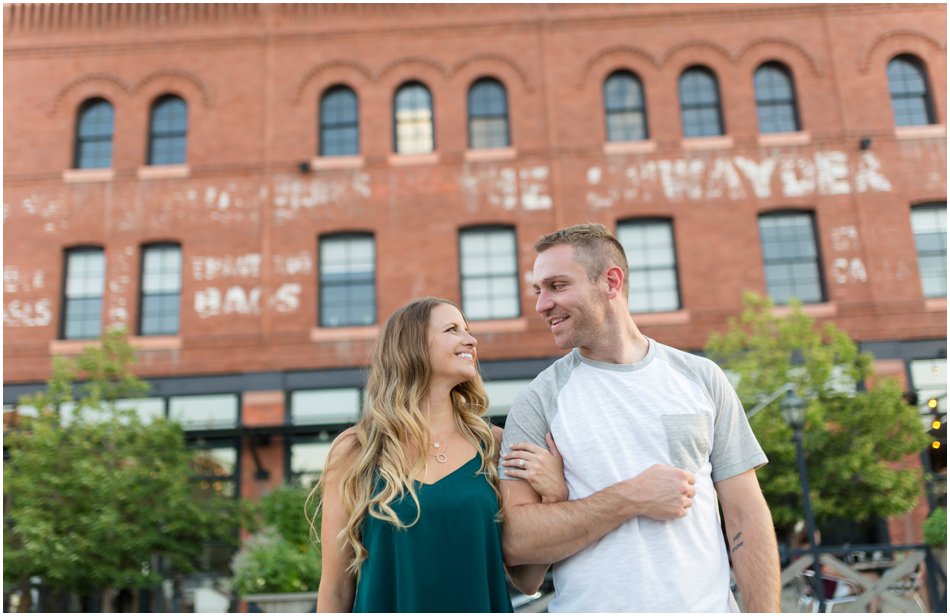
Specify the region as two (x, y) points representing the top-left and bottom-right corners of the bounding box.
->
(499, 338), (767, 612)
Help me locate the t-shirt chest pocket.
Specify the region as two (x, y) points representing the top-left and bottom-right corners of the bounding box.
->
(660, 413), (710, 473)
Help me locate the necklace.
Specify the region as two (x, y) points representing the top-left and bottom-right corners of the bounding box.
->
(431, 440), (448, 464)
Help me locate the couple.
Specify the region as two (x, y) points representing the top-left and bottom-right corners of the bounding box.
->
(315, 224), (781, 613)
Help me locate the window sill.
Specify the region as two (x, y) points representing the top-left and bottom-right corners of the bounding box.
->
(137, 164), (189, 180)
(773, 302), (837, 318)
(62, 168), (114, 183)
(604, 140), (657, 155)
(630, 309), (690, 326)
(464, 147), (517, 162)
(469, 317), (528, 334)
(310, 325), (379, 342)
(682, 135), (734, 151)
(130, 335), (183, 350)
(895, 124), (946, 140)
(388, 152), (440, 166)
(311, 155), (364, 170)
(758, 131), (811, 146)
(49, 338), (100, 355)
(925, 297), (947, 312)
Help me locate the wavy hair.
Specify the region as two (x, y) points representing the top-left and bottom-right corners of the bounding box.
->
(307, 297), (499, 576)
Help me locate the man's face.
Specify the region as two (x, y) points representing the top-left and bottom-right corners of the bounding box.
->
(532, 244), (609, 350)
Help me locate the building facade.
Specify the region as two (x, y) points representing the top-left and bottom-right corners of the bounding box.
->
(4, 0), (946, 576)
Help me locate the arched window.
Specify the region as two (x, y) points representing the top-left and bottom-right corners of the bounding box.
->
(754, 62), (800, 133)
(888, 55), (935, 126)
(468, 78), (510, 149)
(679, 66), (724, 137)
(74, 98), (114, 169)
(393, 82), (434, 154)
(148, 95), (188, 165)
(320, 85), (359, 156)
(604, 71), (647, 142)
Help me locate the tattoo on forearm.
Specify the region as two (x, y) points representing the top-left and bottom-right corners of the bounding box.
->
(731, 532), (745, 555)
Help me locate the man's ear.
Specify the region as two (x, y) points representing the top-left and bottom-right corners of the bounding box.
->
(604, 266), (624, 299)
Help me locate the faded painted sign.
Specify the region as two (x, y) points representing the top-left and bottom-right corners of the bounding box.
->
(3, 299), (53, 328)
(4, 266), (45, 293)
(831, 258), (868, 284)
(273, 173), (371, 221)
(194, 283), (301, 319)
(461, 165), (553, 211)
(831, 226), (859, 251)
(586, 151), (892, 208)
(273, 252), (312, 277)
(3, 266), (52, 328)
(191, 253), (262, 282)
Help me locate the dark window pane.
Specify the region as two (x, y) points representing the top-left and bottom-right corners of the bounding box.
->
(75, 99), (114, 169)
(468, 79), (509, 149)
(320, 87), (359, 156)
(679, 68), (723, 137)
(888, 56), (934, 126)
(148, 96), (187, 165)
(605, 72), (648, 142)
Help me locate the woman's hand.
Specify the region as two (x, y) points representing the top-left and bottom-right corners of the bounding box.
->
(501, 432), (567, 503)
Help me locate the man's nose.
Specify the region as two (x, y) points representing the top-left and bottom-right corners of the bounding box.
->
(535, 291), (553, 314)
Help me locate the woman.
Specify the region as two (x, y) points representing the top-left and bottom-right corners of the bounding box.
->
(313, 297), (565, 612)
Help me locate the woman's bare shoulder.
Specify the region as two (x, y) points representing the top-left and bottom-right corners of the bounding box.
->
(327, 427), (362, 467)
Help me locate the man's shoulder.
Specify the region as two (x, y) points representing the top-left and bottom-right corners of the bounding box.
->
(652, 339), (716, 372)
(510, 351), (579, 408)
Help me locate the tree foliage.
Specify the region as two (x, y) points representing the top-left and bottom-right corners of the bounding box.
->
(232, 485), (321, 596)
(705, 293), (929, 536)
(3, 329), (240, 610)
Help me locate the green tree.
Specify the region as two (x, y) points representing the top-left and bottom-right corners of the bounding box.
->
(232, 485), (321, 596)
(3, 329), (240, 612)
(705, 293), (929, 537)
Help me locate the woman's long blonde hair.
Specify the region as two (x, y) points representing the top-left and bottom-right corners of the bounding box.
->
(308, 297), (500, 576)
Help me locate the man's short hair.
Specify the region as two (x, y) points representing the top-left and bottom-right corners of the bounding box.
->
(535, 223), (630, 297)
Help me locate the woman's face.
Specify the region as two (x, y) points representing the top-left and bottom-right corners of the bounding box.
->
(426, 303), (478, 387)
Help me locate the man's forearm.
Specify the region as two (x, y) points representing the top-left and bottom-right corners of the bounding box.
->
(727, 510), (781, 612)
(503, 479), (638, 565)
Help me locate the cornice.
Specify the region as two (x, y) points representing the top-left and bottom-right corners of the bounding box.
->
(7, 3), (942, 52)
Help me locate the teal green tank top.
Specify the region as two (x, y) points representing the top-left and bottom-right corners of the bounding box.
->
(352, 453), (514, 613)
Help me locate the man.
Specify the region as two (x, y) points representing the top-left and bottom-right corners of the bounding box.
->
(499, 223), (781, 612)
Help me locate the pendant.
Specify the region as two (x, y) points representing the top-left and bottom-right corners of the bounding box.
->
(436, 453), (447, 463)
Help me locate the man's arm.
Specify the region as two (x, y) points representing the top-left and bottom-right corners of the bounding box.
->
(716, 469), (781, 613)
(501, 464), (696, 565)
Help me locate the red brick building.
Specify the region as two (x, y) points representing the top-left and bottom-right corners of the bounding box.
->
(4, 0), (946, 589)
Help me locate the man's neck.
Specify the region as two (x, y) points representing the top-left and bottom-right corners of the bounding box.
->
(578, 312), (649, 364)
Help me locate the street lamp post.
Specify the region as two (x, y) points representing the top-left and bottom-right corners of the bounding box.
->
(780, 387), (826, 612)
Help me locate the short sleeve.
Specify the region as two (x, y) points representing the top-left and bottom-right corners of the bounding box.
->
(497, 380), (553, 481)
(703, 359), (769, 482)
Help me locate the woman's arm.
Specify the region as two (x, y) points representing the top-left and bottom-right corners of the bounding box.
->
(316, 431), (358, 613)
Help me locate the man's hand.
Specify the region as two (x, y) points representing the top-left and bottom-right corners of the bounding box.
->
(627, 464), (697, 520)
